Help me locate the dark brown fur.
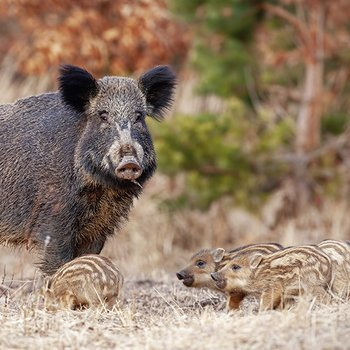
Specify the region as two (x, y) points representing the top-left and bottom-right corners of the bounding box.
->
(0, 65), (176, 274)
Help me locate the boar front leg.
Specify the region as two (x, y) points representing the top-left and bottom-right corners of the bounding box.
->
(226, 291), (245, 310)
(260, 289), (282, 310)
(74, 235), (107, 257)
(39, 234), (76, 275)
(306, 285), (333, 304)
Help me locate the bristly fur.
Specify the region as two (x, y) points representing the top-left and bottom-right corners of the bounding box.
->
(0, 64), (175, 275)
(59, 65), (99, 112)
(138, 65), (177, 121)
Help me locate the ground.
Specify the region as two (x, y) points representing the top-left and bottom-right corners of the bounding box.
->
(0, 259), (349, 350)
(0, 178), (349, 349)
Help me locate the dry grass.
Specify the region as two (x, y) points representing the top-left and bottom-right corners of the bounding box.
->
(0, 181), (349, 349)
(0, 275), (349, 350)
(1, 65), (350, 349)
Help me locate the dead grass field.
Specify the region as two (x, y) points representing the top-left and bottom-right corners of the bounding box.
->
(0, 272), (349, 349)
(1, 69), (350, 349)
(0, 179), (349, 350)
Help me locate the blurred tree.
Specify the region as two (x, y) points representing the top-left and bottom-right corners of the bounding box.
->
(172, 0), (350, 151)
(262, 0), (350, 205)
(160, 0), (350, 210)
(264, 2), (349, 146)
(152, 101), (294, 210)
(171, 0), (263, 99)
(0, 0), (189, 76)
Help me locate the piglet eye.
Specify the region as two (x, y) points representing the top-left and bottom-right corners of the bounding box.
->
(232, 264), (241, 271)
(196, 260), (206, 268)
(99, 110), (109, 122)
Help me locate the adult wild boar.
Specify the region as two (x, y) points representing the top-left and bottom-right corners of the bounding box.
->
(0, 65), (176, 274)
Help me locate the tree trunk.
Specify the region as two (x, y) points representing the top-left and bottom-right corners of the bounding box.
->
(296, 58), (323, 155)
(294, 2), (325, 208)
(264, 1), (327, 209)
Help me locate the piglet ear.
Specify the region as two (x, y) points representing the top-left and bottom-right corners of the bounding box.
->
(249, 254), (263, 269)
(138, 65), (177, 121)
(213, 248), (226, 263)
(58, 65), (98, 113)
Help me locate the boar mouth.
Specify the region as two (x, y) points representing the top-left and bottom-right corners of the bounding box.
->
(176, 271), (194, 287)
(183, 276), (194, 287)
(215, 279), (226, 290)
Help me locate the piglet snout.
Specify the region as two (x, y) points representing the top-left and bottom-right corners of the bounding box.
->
(211, 272), (219, 281)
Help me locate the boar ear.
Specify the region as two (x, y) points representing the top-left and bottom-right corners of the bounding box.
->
(58, 65), (98, 113)
(249, 254), (263, 269)
(213, 248), (226, 263)
(138, 65), (176, 121)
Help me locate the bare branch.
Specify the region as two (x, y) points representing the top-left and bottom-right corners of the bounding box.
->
(267, 135), (348, 166)
(263, 3), (312, 51)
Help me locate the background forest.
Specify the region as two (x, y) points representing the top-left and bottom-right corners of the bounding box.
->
(0, 2), (349, 349)
(0, 0), (350, 268)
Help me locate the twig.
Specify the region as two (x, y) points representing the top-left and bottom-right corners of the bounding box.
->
(0, 266), (14, 299)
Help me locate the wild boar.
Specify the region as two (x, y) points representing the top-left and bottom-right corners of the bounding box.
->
(318, 239), (350, 299)
(176, 243), (283, 309)
(0, 64), (176, 274)
(44, 254), (123, 310)
(211, 245), (332, 310)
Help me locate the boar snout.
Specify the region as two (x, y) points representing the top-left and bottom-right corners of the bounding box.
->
(211, 272), (226, 289)
(176, 271), (185, 280)
(211, 272), (219, 281)
(116, 156), (142, 180)
(176, 270), (194, 287)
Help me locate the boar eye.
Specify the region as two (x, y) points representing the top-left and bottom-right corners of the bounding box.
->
(196, 260), (206, 268)
(99, 110), (109, 122)
(135, 111), (145, 123)
(232, 264), (241, 271)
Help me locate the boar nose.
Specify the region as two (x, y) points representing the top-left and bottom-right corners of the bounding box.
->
(116, 156), (142, 180)
(211, 272), (219, 281)
(176, 271), (185, 280)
